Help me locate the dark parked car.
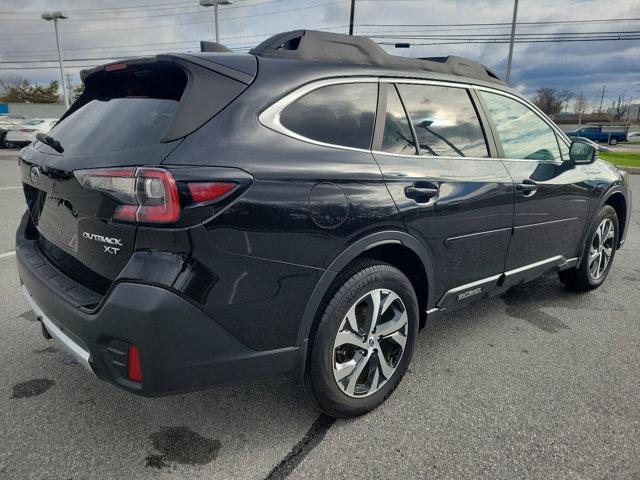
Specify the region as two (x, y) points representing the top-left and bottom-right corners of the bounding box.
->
(16, 31), (632, 418)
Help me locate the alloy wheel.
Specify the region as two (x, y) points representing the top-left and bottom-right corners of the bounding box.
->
(588, 218), (615, 280)
(332, 288), (408, 398)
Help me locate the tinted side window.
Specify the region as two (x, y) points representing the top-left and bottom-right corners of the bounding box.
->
(280, 83), (377, 150)
(480, 91), (561, 161)
(381, 85), (417, 155)
(397, 84), (488, 158)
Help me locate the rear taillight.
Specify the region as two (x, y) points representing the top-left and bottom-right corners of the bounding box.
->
(75, 167), (180, 223)
(74, 166), (241, 225)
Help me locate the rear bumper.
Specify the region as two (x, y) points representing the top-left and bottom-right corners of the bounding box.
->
(22, 285), (93, 372)
(16, 233), (299, 396)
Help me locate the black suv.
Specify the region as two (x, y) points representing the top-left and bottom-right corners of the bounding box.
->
(16, 31), (632, 418)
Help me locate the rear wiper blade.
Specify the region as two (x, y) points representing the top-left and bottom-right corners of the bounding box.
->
(35, 132), (64, 153)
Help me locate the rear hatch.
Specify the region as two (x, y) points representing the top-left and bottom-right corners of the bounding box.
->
(20, 54), (256, 288)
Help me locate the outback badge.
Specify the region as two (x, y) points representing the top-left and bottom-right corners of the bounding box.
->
(82, 232), (122, 255)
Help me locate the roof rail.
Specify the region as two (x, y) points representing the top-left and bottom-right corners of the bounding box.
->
(249, 30), (505, 85)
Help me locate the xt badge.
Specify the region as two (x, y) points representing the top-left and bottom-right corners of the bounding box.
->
(82, 232), (122, 255)
(103, 245), (120, 255)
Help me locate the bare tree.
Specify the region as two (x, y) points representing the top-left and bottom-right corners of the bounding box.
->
(0, 74), (28, 100)
(612, 93), (633, 122)
(573, 95), (589, 116)
(532, 87), (574, 115)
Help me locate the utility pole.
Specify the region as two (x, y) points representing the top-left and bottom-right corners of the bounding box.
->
(505, 0), (519, 84)
(199, 0), (232, 44)
(577, 91), (584, 128)
(349, 0), (356, 35)
(598, 84), (606, 116)
(41, 11), (69, 109)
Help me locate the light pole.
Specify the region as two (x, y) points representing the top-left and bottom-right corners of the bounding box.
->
(348, 0), (356, 35)
(41, 10), (69, 109)
(505, 0), (519, 84)
(199, 0), (232, 44)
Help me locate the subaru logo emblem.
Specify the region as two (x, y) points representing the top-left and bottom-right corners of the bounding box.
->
(368, 338), (375, 347)
(30, 166), (40, 184)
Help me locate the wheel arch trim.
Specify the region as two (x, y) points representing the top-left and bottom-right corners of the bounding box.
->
(577, 184), (629, 266)
(294, 230), (435, 347)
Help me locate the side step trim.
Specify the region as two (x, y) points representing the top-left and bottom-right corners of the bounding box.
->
(427, 256), (579, 320)
(22, 285), (94, 374)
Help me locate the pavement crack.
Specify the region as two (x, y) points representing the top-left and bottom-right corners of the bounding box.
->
(264, 414), (336, 480)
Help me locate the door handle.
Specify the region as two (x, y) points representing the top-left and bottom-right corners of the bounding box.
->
(516, 180), (538, 197)
(404, 183), (439, 202)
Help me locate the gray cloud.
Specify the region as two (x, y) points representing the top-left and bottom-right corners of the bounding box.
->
(0, 0), (638, 106)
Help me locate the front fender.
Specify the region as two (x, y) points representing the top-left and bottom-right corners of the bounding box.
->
(576, 181), (631, 266)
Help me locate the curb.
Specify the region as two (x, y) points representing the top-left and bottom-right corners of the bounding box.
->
(617, 166), (640, 175)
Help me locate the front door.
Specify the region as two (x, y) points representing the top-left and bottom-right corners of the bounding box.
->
(373, 81), (514, 308)
(476, 90), (592, 272)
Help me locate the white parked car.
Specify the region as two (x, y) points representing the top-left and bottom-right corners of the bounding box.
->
(0, 115), (35, 148)
(627, 132), (640, 144)
(4, 118), (58, 148)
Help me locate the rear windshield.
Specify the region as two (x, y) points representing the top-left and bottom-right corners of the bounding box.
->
(43, 63), (188, 155)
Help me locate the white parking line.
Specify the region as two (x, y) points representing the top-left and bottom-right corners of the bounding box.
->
(0, 251), (16, 259)
(0, 187), (20, 191)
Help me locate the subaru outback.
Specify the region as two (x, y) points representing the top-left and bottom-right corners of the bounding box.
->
(16, 30), (632, 418)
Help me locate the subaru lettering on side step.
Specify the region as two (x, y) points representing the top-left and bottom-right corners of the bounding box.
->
(15, 30), (632, 418)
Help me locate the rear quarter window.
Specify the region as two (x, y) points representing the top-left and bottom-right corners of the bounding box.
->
(279, 82), (377, 150)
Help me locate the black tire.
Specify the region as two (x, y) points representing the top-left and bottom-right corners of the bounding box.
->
(303, 258), (419, 418)
(558, 205), (618, 291)
(609, 138), (618, 146)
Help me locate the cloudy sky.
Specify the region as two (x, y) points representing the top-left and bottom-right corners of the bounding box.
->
(1, 0), (639, 107)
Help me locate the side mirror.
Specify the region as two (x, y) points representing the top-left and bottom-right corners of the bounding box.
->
(569, 140), (597, 164)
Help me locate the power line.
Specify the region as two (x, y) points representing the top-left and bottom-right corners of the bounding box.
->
(0, 0), (349, 35)
(2, 0), (290, 23)
(2, 0), (283, 15)
(361, 17), (640, 27)
(2, 32), (638, 66)
(5, 29), (635, 59)
(366, 30), (640, 39)
(378, 36), (640, 46)
(0, 25), (349, 56)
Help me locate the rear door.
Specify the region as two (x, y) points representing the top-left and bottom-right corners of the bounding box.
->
(476, 89), (591, 272)
(373, 80), (514, 306)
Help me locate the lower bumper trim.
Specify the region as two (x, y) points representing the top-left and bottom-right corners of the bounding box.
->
(22, 285), (94, 374)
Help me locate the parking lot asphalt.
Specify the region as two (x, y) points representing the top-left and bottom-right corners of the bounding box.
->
(1, 149), (639, 479)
